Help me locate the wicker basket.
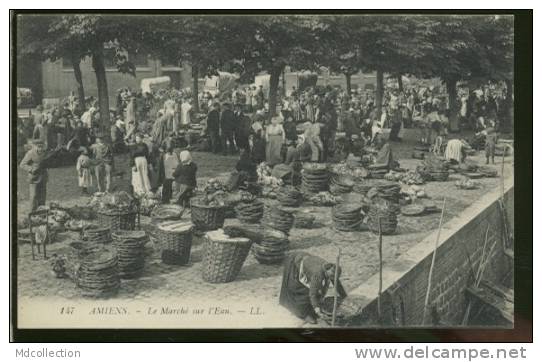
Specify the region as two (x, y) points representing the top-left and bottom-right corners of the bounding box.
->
(201, 229), (252, 283)
(97, 208), (138, 231)
(75, 248), (120, 298)
(190, 199), (226, 231)
(82, 226), (111, 244)
(154, 221), (194, 265)
(111, 230), (148, 278)
(150, 204), (185, 221)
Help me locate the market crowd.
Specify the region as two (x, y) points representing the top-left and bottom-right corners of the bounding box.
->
(18, 80), (507, 212)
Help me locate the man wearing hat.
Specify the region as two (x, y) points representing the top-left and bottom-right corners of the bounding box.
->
(19, 139), (61, 211)
(90, 133), (114, 193)
(220, 102), (236, 155)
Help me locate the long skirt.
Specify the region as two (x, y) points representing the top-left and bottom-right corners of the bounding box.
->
(78, 169), (93, 188)
(266, 134), (284, 167)
(132, 156), (152, 195)
(279, 253), (314, 319)
(307, 136), (322, 162)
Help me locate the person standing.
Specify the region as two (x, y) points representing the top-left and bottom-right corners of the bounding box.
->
(173, 150), (197, 207)
(90, 134), (114, 193)
(125, 96), (137, 143)
(206, 102), (221, 154)
(159, 141), (180, 203)
(180, 98), (193, 129)
(234, 105), (251, 151)
(76, 147), (93, 194)
(265, 116), (286, 167)
(483, 121), (498, 164)
(256, 85), (265, 110)
(19, 140), (61, 211)
(245, 87), (253, 113)
(110, 119), (126, 154)
(220, 102), (237, 155)
(130, 134), (152, 195)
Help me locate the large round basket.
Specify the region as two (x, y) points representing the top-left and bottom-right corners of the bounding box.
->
(150, 204), (185, 221)
(82, 225), (111, 244)
(190, 199), (226, 231)
(154, 221), (194, 265)
(201, 229), (251, 283)
(97, 208), (138, 231)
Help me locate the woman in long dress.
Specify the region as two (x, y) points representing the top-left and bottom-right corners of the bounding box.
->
(279, 252), (346, 324)
(265, 116), (286, 167)
(76, 147), (93, 194)
(130, 134), (152, 195)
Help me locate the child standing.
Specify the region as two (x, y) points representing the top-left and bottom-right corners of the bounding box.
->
(484, 120), (498, 164)
(173, 150), (197, 207)
(76, 147), (93, 194)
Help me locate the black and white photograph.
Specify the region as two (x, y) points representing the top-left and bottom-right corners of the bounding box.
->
(10, 11), (527, 336)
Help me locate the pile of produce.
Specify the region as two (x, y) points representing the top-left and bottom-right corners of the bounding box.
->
(455, 177), (479, 190)
(293, 209), (316, 229)
(251, 228), (289, 265)
(235, 199), (265, 224)
(384, 170), (425, 185)
(277, 186), (304, 207)
(301, 163), (330, 193)
(90, 191), (138, 213)
(400, 185), (427, 203)
(367, 198), (400, 235)
(66, 205), (96, 221)
(330, 174), (355, 195)
(257, 163), (284, 187)
(369, 169), (388, 179)
(332, 203), (363, 232)
(307, 192), (341, 206)
(203, 178), (228, 194)
(75, 248), (120, 298)
(136, 192), (161, 216)
(366, 181), (401, 204)
(330, 162), (369, 180)
(262, 206), (295, 234)
(420, 155), (449, 182)
(261, 185), (280, 199)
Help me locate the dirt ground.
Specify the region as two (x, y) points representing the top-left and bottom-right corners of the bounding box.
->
(14, 131), (514, 327)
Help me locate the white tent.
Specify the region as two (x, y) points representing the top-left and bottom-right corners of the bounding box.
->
(140, 76), (171, 94)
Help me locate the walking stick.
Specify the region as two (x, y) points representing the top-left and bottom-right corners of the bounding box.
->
(331, 248), (341, 327)
(378, 217), (383, 322)
(422, 198), (446, 326)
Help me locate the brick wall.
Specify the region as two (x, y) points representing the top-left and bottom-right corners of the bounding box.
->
(348, 185), (514, 327)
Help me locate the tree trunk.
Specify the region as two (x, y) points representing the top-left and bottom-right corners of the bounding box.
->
(445, 78), (459, 132)
(71, 54), (86, 112)
(397, 74), (403, 92)
(504, 78), (513, 132)
(375, 69), (384, 119)
(345, 73), (352, 96)
(91, 45), (110, 135)
(192, 65), (199, 113)
(268, 65), (284, 118)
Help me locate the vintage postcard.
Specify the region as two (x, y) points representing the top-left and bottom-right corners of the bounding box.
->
(12, 11), (518, 331)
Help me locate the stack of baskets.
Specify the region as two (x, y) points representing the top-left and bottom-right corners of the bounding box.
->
(301, 163), (330, 193)
(201, 229), (252, 283)
(293, 209), (316, 229)
(332, 203), (363, 232)
(82, 226), (111, 244)
(190, 198), (226, 231)
(76, 248), (120, 298)
(366, 181), (401, 204)
(262, 207), (295, 234)
(96, 208), (138, 231)
(277, 186), (304, 207)
(235, 199), (264, 224)
(353, 182), (374, 196)
(367, 198), (400, 235)
(330, 174), (355, 195)
(65, 241), (102, 280)
(251, 228), (289, 265)
(111, 230), (148, 278)
(154, 220), (194, 265)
